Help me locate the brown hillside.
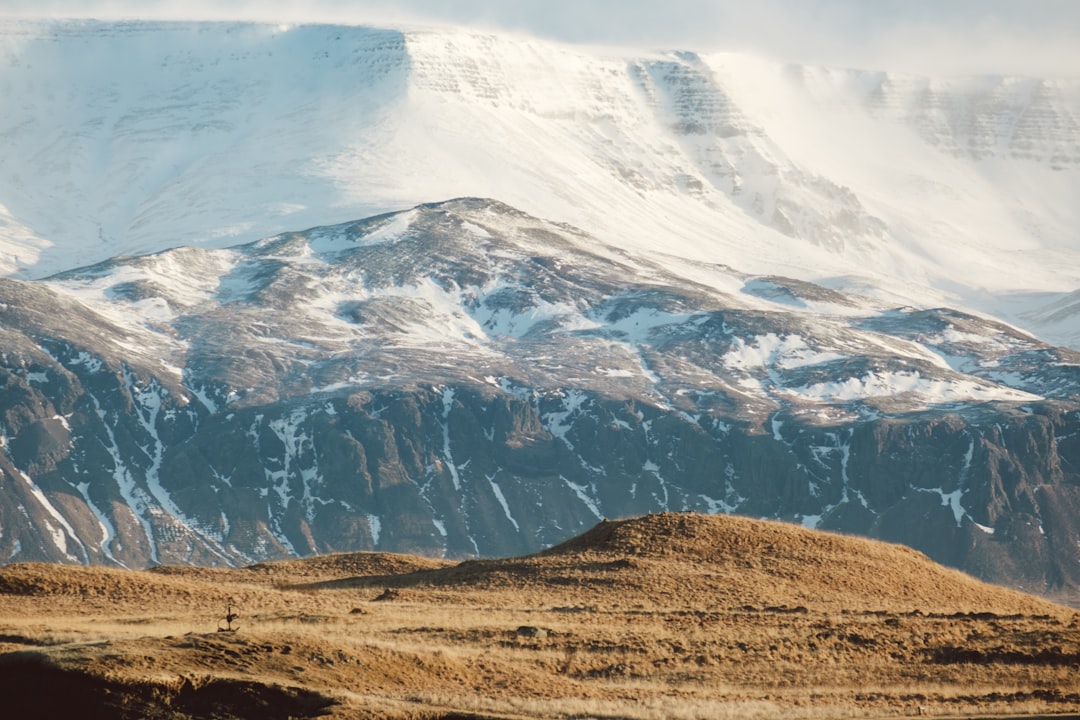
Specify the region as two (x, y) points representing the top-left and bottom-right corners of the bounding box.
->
(311, 512), (1064, 616)
(0, 562), (242, 604)
(148, 550), (451, 585)
(1, 512), (1078, 720)
(537, 512), (1064, 614)
(241, 550), (452, 582)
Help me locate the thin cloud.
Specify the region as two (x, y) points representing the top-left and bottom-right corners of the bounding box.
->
(2, 0), (1077, 76)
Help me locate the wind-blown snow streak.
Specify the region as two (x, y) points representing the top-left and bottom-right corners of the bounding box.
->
(16, 468), (87, 563)
(73, 478), (125, 567)
(441, 388), (461, 491)
(563, 476), (604, 520)
(785, 371), (1042, 405)
(486, 473), (520, 532)
(82, 390), (165, 563)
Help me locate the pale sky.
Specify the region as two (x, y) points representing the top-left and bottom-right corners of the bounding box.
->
(1, 0), (1078, 76)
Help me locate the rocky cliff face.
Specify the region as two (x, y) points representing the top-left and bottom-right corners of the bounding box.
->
(0, 199), (1078, 597)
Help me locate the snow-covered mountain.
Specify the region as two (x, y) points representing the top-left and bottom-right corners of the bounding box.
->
(1, 20), (1080, 595)
(1, 20), (1079, 344)
(1, 197), (1079, 593)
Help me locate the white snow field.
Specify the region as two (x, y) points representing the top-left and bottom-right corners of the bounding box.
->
(1, 20), (1079, 345)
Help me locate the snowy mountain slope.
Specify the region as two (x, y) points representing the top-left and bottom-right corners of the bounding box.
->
(40, 198), (1072, 415)
(1, 20), (1080, 593)
(1, 198), (1080, 595)
(1, 20), (1079, 347)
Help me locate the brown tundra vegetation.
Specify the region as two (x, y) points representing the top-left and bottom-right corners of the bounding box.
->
(1, 512), (1078, 719)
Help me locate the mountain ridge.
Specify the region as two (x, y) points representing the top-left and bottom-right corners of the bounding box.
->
(1, 20), (1080, 600)
(1, 19), (1079, 345)
(1, 198), (1079, 602)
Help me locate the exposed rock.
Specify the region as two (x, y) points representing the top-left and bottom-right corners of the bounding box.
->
(0, 200), (1077, 600)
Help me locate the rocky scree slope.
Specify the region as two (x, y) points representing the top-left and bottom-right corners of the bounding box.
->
(0, 199), (1078, 598)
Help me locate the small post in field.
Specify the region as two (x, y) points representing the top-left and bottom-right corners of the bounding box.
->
(218, 597), (240, 633)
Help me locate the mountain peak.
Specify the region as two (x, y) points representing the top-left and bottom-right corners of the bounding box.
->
(1, 21), (1080, 601)
(1, 19), (1078, 349)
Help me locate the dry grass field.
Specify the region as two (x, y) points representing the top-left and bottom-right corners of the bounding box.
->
(1, 512), (1078, 719)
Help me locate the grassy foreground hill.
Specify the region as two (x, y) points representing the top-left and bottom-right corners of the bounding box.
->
(1, 512), (1078, 719)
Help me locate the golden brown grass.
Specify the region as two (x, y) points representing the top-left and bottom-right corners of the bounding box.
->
(1, 512), (1078, 719)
